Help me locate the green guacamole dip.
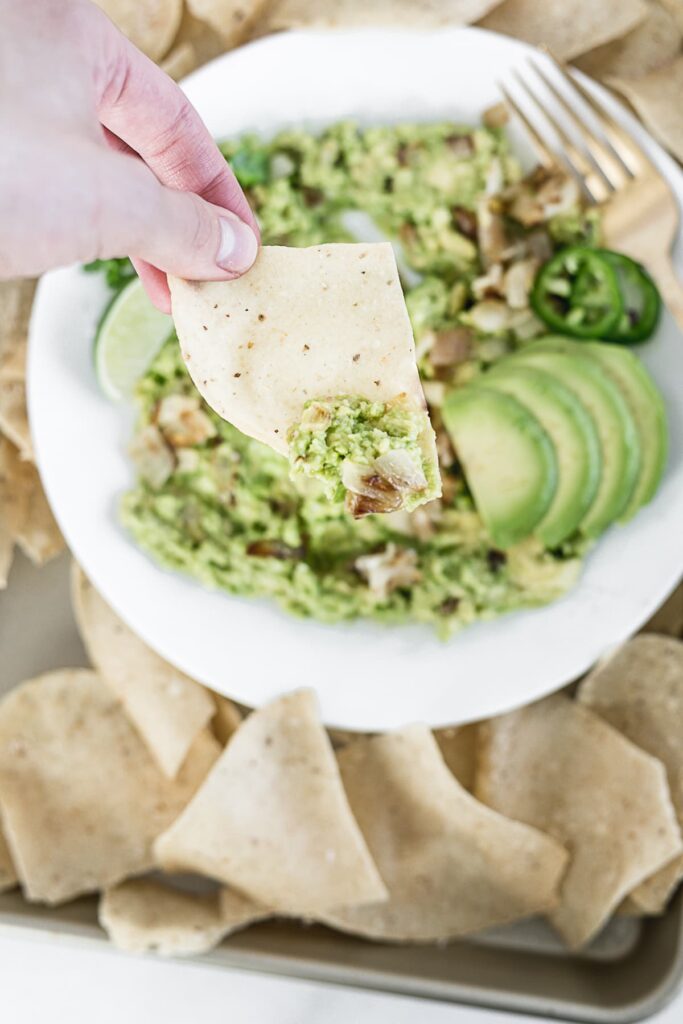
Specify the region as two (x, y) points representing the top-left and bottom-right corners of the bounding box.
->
(288, 395), (438, 516)
(105, 118), (593, 636)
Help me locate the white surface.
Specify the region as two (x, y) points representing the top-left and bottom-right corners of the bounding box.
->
(28, 28), (683, 729)
(0, 931), (681, 1024)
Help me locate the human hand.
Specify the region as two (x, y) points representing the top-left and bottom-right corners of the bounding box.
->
(0, 0), (259, 311)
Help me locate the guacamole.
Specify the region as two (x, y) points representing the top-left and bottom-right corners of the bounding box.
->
(106, 118), (592, 636)
(288, 395), (439, 516)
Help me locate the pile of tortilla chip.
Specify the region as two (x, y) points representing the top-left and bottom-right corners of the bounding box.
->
(0, 567), (682, 957)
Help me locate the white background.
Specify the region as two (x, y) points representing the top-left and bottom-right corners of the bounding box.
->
(0, 932), (681, 1024)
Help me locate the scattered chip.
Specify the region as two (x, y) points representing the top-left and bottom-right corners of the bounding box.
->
(72, 566), (215, 778)
(169, 7), (226, 68)
(160, 41), (198, 80)
(0, 670), (220, 904)
(642, 584), (683, 638)
(211, 694), (244, 746)
(579, 635), (683, 913)
(0, 379), (32, 461)
(479, 0), (647, 60)
(610, 54), (683, 162)
(0, 827), (17, 893)
(320, 725), (568, 942)
(326, 727), (361, 750)
(0, 437), (62, 582)
(0, 279), (35, 381)
(433, 723), (479, 791)
(264, 0), (504, 30)
(99, 879), (269, 956)
(155, 690), (387, 914)
(575, 0), (681, 81)
(12, 461), (63, 566)
(660, 0), (683, 32)
(0, 438), (23, 588)
(476, 694), (682, 948)
(187, 0), (269, 47)
(93, 0), (183, 62)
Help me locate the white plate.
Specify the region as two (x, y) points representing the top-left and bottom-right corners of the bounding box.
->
(28, 27), (683, 729)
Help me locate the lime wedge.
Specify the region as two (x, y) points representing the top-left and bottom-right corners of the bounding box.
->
(95, 278), (172, 400)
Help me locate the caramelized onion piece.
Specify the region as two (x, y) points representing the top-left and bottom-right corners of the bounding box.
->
(374, 449), (427, 493)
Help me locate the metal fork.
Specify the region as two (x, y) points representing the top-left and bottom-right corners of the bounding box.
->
(500, 53), (683, 330)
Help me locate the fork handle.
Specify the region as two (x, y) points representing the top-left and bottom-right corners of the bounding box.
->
(644, 253), (683, 332)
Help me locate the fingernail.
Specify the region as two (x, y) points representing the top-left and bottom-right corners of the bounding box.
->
(216, 213), (258, 273)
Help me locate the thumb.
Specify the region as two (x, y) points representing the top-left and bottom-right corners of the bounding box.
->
(93, 147), (259, 280)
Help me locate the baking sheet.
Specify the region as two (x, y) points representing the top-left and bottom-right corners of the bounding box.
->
(1, 552), (682, 1023)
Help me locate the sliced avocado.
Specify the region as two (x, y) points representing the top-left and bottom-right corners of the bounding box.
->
(442, 386), (557, 549)
(511, 347), (641, 537)
(481, 364), (601, 546)
(585, 343), (667, 517)
(528, 336), (667, 519)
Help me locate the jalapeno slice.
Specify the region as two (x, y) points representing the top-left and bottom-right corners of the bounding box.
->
(597, 250), (661, 344)
(530, 246), (624, 339)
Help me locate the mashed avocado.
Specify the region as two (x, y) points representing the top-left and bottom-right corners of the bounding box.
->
(288, 395), (438, 516)
(109, 118), (592, 637)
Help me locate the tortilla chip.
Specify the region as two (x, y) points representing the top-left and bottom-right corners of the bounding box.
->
(642, 584), (683, 638)
(155, 690), (387, 914)
(187, 0), (269, 47)
(170, 7), (226, 69)
(264, 0), (503, 30)
(610, 55), (683, 162)
(319, 725), (567, 942)
(433, 723), (479, 791)
(12, 462), (63, 565)
(160, 41), (198, 80)
(170, 244), (432, 457)
(0, 670), (220, 904)
(0, 438), (22, 588)
(479, 0), (647, 61)
(0, 379), (32, 461)
(660, 0), (683, 31)
(99, 879), (268, 955)
(72, 566), (215, 779)
(326, 727), (361, 750)
(0, 278), (34, 374)
(0, 826), (17, 893)
(476, 694), (682, 948)
(210, 694), (244, 746)
(579, 635), (683, 914)
(93, 0), (183, 62)
(0, 279), (35, 381)
(575, 1), (680, 81)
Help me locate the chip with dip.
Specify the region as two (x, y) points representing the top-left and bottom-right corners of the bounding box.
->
(169, 243), (440, 515)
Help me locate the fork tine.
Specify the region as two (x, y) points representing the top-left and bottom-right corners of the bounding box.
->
(527, 58), (631, 190)
(511, 71), (610, 204)
(547, 54), (653, 175)
(498, 83), (556, 169)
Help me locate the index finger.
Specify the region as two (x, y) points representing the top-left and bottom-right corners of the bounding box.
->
(93, 9), (259, 236)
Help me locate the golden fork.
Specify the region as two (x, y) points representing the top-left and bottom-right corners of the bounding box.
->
(500, 54), (683, 329)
